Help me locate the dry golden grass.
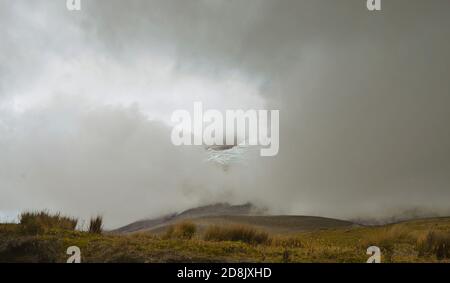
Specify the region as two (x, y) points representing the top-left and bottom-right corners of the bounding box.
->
(2, 213), (450, 262)
(19, 211), (77, 235)
(204, 225), (269, 245)
(360, 224), (412, 247)
(163, 221), (197, 240)
(270, 235), (304, 248)
(89, 216), (103, 234)
(416, 230), (450, 260)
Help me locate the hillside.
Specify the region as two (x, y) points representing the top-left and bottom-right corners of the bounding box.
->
(113, 203), (264, 233)
(148, 215), (356, 235)
(113, 203), (355, 234)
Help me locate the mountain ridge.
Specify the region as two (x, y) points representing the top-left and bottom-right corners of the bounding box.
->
(112, 202), (357, 234)
(113, 202), (263, 234)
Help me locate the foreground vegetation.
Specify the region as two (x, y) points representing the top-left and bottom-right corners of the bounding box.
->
(0, 212), (449, 263)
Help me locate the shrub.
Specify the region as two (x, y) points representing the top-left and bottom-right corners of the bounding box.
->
(164, 221), (197, 240)
(89, 216), (103, 234)
(417, 230), (450, 260)
(204, 225), (269, 245)
(19, 211), (77, 235)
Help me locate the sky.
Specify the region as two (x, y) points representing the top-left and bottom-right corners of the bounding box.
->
(1, 0), (449, 228)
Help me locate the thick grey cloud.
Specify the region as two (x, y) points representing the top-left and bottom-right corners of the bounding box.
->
(0, 0), (449, 227)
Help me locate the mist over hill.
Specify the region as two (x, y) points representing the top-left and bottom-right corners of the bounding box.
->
(113, 203), (265, 233)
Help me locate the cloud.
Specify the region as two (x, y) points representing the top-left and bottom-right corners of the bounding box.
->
(0, 98), (264, 227)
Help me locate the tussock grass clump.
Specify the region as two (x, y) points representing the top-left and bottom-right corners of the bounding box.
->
(164, 221), (197, 240)
(359, 225), (413, 262)
(19, 211), (77, 235)
(89, 216), (103, 234)
(204, 225), (269, 245)
(361, 225), (411, 247)
(417, 230), (450, 260)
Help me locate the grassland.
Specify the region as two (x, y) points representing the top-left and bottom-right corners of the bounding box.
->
(1, 213), (449, 263)
(145, 215), (355, 235)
